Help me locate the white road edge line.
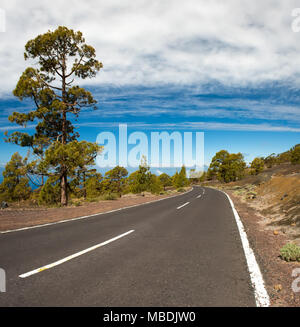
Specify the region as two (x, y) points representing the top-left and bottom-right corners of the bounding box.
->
(19, 230), (134, 278)
(1, 188), (194, 234)
(177, 202), (190, 209)
(221, 190), (270, 307)
(196, 195), (201, 198)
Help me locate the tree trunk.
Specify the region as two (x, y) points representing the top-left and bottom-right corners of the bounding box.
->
(60, 53), (68, 206)
(83, 171), (86, 200)
(61, 173), (68, 206)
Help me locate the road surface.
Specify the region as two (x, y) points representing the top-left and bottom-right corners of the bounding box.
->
(0, 186), (257, 306)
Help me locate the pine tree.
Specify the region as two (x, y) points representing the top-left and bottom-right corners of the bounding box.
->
(105, 166), (128, 195)
(6, 26), (103, 205)
(158, 173), (172, 190)
(291, 145), (300, 164)
(250, 157), (264, 175)
(173, 166), (189, 188)
(0, 152), (31, 202)
(208, 150), (246, 183)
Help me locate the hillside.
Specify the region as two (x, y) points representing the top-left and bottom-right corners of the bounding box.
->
(207, 163), (300, 244)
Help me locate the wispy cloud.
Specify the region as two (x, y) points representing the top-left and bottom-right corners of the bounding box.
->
(75, 121), (300, 132)
(0, 124), (35, 131)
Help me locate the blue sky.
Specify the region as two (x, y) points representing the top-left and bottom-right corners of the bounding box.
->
(0, 0), (299, 172)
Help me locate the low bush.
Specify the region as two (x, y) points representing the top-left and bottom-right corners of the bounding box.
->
(280, 243), (300, 262)
(103, 193), (118, 200)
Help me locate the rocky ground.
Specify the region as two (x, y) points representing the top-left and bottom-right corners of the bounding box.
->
(229, 190), (300, 306)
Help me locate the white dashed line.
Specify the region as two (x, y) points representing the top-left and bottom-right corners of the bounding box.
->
(176, 202), (190, 209)
(19, 230), (135, 278)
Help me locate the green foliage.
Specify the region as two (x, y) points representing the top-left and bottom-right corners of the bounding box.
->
(38, 177), (60, 205)
(207, 150), (246, 183)
(126, 171), (140, 194)
(100, 178), (112, 194)
(250, 157), (265, 175)
(38, 140), (101, 203)
(263, 153), (276, 168)
(276, 151), (291, 164)
(172, 171), (179, 186)
(127, 158), (151, 194)
(85, 174), (102, 199)
(103, 193), (118, 200)
(207, 150), (229, 180)
(290, 145), (300, 165)
(104, 166), (128, 195)
(127, 169), (149, 194)
(148, 174), (163, 194)
(173, 166), (189, 188)
(260, 146), (300, 167)
(206, 168), (214, 181)
(0, 152), (31, 202)
(39, 141), (100, 176)
(71, 169), (101, 199)
(280, 243), (300, 262)
(126, 157), (162, 194)
(158, 173), (172, 190)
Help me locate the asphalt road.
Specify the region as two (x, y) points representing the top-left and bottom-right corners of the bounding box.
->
(0, 186), (256, 306)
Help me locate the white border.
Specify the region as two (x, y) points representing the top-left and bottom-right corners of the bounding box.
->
(220, 189), (270, 307)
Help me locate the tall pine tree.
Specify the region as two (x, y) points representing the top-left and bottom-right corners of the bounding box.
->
(6, 26), (103, 205)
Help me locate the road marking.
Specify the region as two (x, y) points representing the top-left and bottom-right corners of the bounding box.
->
(176, 202), (190, 209)
(1, 188), (195, 234)
(19, 230), (135, 278)
(220, 190), (270, 307)
(196, 195), (201, 198)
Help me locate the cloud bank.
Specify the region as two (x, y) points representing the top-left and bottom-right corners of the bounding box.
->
(1, 0), (300, 94)
(0, 0), (300, 137)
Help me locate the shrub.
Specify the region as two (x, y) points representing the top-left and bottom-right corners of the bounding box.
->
(250, 157), (264, 175)
(0, 152), (31, 202)
(85, 176), (102, 199)
(280, 243), (300, 262)
(71, 199), (82, 207)
(103, 193), (118, 200)
(38, 178), (60, 205)
(149, 174), (163, 194)
(290, 145), (300, 165)
(173, 166), (189, 188)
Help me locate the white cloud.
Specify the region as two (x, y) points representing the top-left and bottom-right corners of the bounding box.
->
(1, 0), (300, 96)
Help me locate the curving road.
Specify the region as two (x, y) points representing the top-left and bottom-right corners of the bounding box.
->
(0, 186), (257, 306)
